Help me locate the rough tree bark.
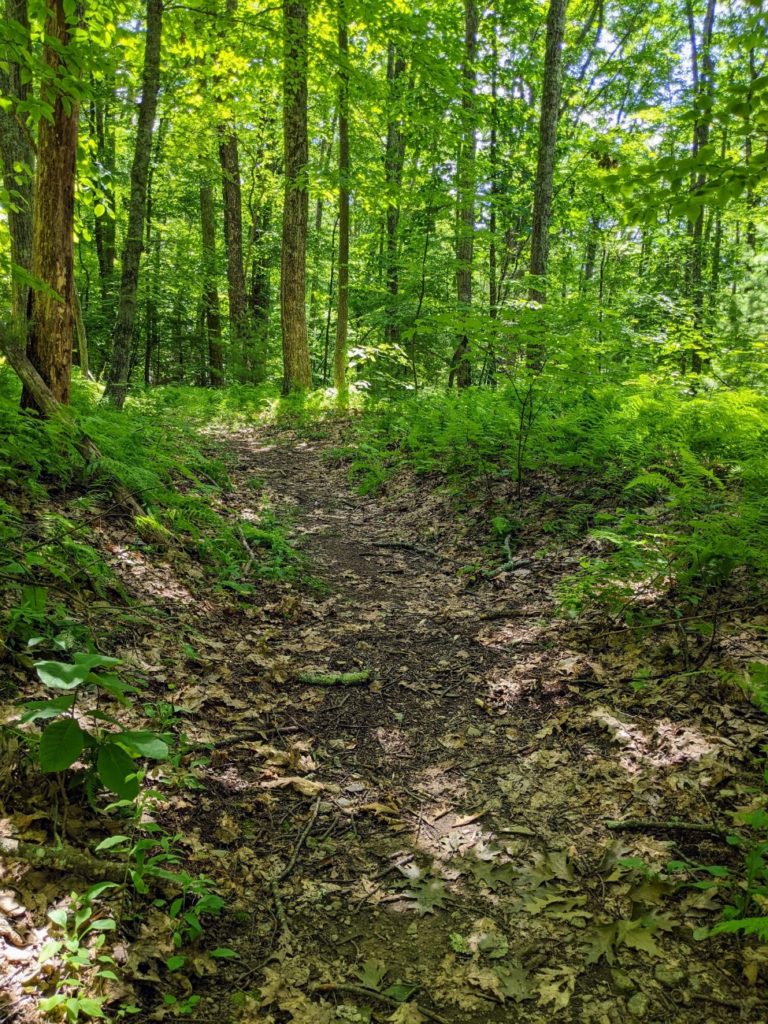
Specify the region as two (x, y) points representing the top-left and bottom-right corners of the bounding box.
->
(280, 0), (312, 392)
(528, 0), (568, 308)
(200, 180), (225, 385)
(333, 0), (350, 404)
(449, 0), (478, 388)
(22, 0), (79, 410)
(0, 0), (34, 334)
(685, 0), (716, 374)
(218, 125), (251, 380)
(103, 0), (163, 407)
(384, 43), (407, 351)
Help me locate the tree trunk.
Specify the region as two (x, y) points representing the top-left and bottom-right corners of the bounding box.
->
(280, 0), (312, 392)
(92, 78), (117, 303)
(449, 0), (478, 388)
(103, 0), (163, 408)
(384, 43), (407, 351)
(249, 203), (271, 384)
(528, 0), (568, 308)
(0, 0), (34, 334)
(200, 180), (225, 385)
(21, 0), (79, 411)
(334, 0), (350, 404)
(218, 127), (250, 380)
(685, 0), (716, 374)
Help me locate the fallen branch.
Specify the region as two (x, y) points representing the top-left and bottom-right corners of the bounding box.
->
(605, 818), (728, 837)
(0, 836), (190, 889)
(313, 983), (448, 1023)
(0, 836), (129, 883)
(297, 670), (372, 687)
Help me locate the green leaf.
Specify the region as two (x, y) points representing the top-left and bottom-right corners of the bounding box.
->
(97, 743), (139, 800)
(35, 660), (90, 690)
(94, 835), (131, 852)
(210, 947), (240, 959)
(355, 958), (388, 990)
(39, 719), (87, 772)
(18, 694), (75, 724)
(116, 730), (169, 760)
(76, 997), (106, 1018)
(166, 955), (186, 971)
(48, 908), (69, 928)
(382, 982), (418, 1002)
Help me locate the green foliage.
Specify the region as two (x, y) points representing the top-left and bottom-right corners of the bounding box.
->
(19, 653), (167, 799)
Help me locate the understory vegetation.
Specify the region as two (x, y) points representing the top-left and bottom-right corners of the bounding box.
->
(2, 0), (768, 1018)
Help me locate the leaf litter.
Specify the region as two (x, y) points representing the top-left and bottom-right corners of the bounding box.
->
(1, 421), (767, 1022)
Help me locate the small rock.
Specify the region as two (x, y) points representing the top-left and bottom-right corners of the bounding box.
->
(654, 965), (686, 988)
(611, 969), (635, 994)
(627, 992), (650, 1017)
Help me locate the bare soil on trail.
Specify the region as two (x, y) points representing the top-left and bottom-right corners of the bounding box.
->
(2, 422), (767, 1024)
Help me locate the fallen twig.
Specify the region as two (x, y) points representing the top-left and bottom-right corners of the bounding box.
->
(371, 540), (436, 557)
(298, 670), (372, 687)
(268, 797), (322, 939)
(605, 818), (728, 837)
(313, 983), (449, 1023)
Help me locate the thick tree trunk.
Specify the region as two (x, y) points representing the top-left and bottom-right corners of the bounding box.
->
(0, 0), (34, 333)
(21, 0), (79, 411)
(280, 0), (312, 392)
(384, 43), (407, 351)
(449, 0), (478, 389)
(103, 0), (163, 408)
(334, 0), (350, 404)
(200, 180), (225, 385)
(528, 0), (568, 308)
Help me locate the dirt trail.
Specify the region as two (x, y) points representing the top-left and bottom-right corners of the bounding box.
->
(187, 425), (757, 1024)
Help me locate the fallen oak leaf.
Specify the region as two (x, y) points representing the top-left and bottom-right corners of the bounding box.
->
(260, 776), (337, 797)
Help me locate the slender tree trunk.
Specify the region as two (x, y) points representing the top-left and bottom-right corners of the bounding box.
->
(218, 127), (250, 380)
(200, 180), (225, 385)
(281, 0), (312, 392)
(685, 0), (716, 374)
(249, 204), (271, 384)
(0, 0), (34, 334)
(103, 0), (162, 407)
(21, 0), (79, 411)
(333, 0), (350, 404)
(487, 10), (499, 384)
(384, 43), (407, 351)
(528, 0), (568, 311)
(449, 0), (478, 388)
(92, 78), (117, 303)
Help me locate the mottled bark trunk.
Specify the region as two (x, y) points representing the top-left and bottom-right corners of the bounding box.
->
(0, 0), (34, 333)
(103, 0), (163, 407)
(249, 204), (271, 384)
(449, 0), (478, 388)
(200, 180), (225, 385)
(92, 80), (117, 302)
(334, 1), (350, 404)
(528, 0), (568, 307)
(21, 0), (79, 411)
(218, 128), (250, 380)
(685, 0), (716, 374)
(280, 0), (312, 392)
(384, 43), (407, 351)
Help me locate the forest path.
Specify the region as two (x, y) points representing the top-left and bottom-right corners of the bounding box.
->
(169, 423), (751, 1023)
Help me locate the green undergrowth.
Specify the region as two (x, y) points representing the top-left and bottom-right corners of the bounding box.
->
(0, 370), (300, 659)
(340, 374), (768, 619)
